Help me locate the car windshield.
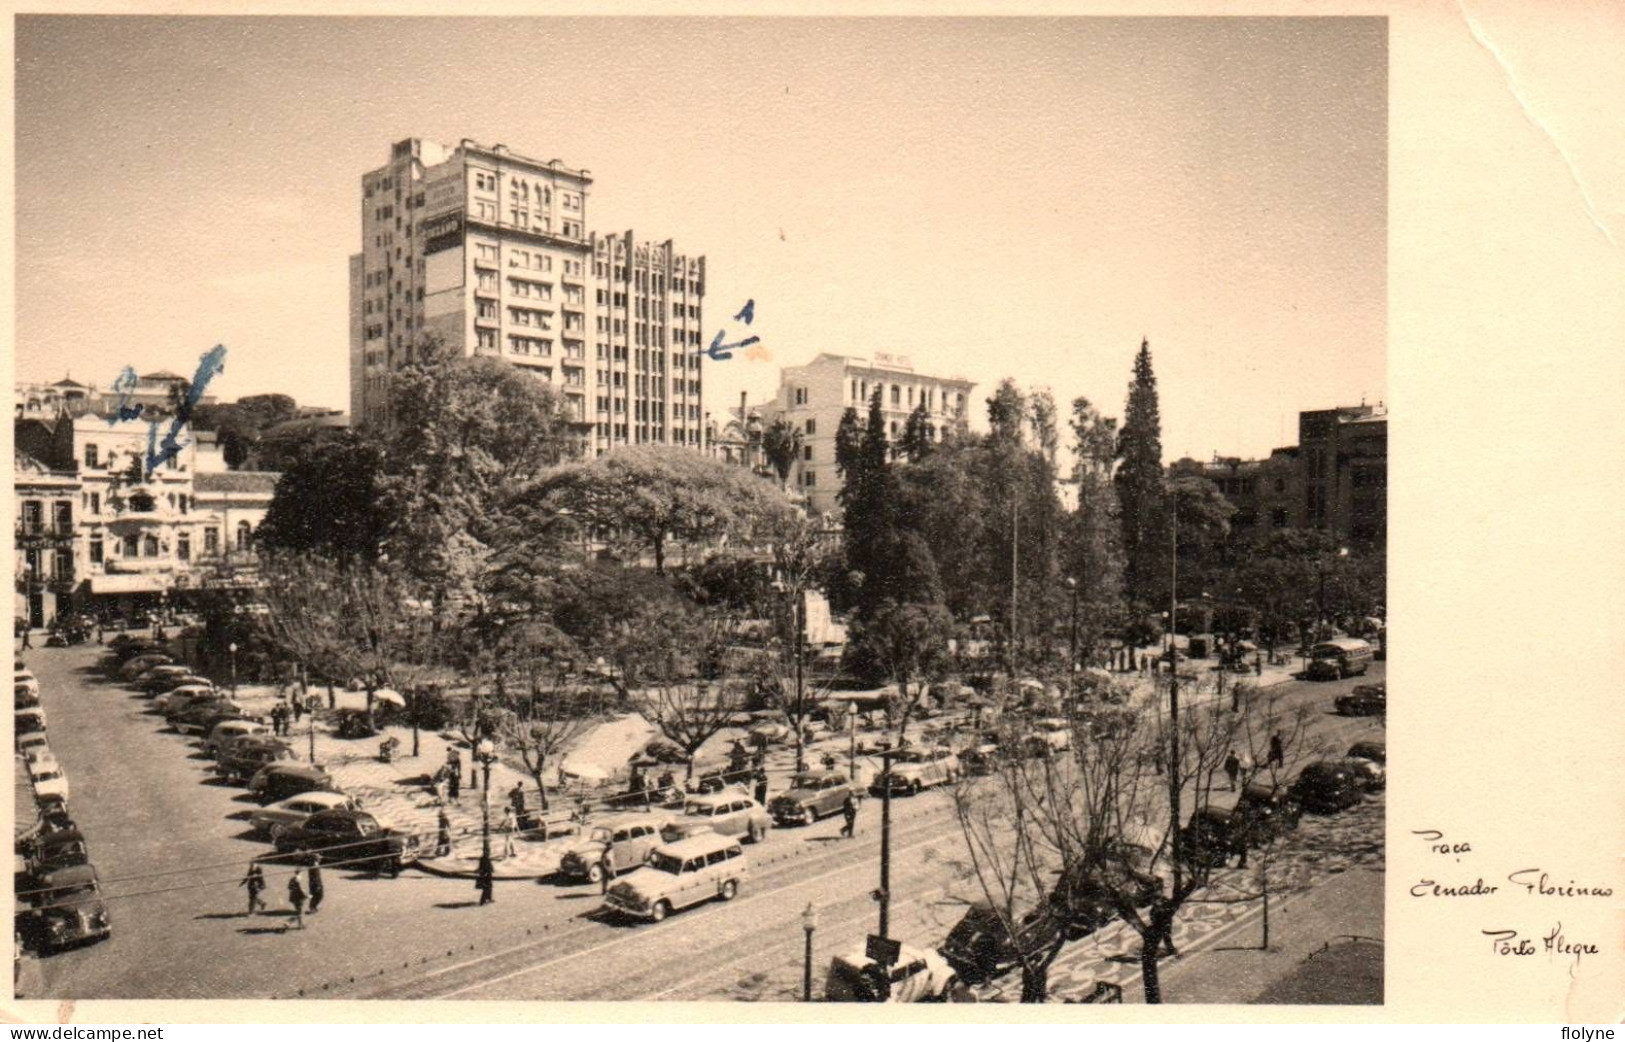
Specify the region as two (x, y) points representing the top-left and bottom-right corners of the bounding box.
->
(684, 802), (715, 816)
(790, 775), (818, 789)
(590, 827), (613, 843)
(647, 852), (684, 874)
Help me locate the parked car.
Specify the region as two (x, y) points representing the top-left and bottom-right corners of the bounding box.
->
(940, 901), (1064, 985)
(24, 827), (89, 873)
(118, 653), (175, 681)
(958, 734), (1004, 777)
(168, 701), (247, 736)
(16, 732), (51, 759)
(769, 771), (856, 826)
(29, 762), (70, 801)
(218, 738), (298, 784)
(1182, 784), (1302, 870)
(1347, 739), (1386, 765)
(603, 832), (748, 922)
(141, 671), (213, 697)
(152, 683), (220, 715)
(249, 763), (338, 804)
(1335, 682), (1386, 716)
(17, 865), (111, 953)
(16, 707), (47, 740)
(662, 791), (772, 844)
(1291, 761), (1364, 813)
(1336, 755), (1386, 793)
(823, 943), (958, 1002)
(1025, 718), (1072, 756)
(15, 678), (41, 709)
(204, 719), (269, 759)
(250, 791), (358, 840)
(1047, 832), (1164, 940)
(557, 818), (667, 883)
(871, 748), (960, 796)
(133, 664), (195, 690)
(110, 638), (162, 663)
(271, 808), (418, 872)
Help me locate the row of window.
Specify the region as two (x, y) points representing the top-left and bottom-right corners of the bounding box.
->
(844, 379), (966, 414)
(593, 422), (704, 444)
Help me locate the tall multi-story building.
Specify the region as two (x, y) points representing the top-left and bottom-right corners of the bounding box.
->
(1170, 402), (1386, 551)
(349, 138), (705, 455)
(14, 452), (80, 629)
(756, 353), (975, 515)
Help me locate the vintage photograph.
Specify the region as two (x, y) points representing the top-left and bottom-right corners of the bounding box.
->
(12, 16), (1387, 1004)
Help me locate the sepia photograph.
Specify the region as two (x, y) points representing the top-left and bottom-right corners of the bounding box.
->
(9, 13), (1392, 1007)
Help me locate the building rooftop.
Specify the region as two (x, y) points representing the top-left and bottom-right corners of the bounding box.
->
(194, 471), (282, 495)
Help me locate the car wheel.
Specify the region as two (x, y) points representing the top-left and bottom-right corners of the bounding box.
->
(910, 780), (922, 796)
(720, 879), (738, 901)
(650, 900), (671, 923)
(586, 863), (603, 885)
(748, 824), (764, 843)
(803, 809), (816, 826)
(269, 824), (288, 842)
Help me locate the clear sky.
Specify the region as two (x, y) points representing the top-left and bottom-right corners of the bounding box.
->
(15, 15), (1385, 463)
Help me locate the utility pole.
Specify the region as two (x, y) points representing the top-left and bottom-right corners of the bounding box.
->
(795, 587), (806, 773)
(877, 749), (896, 940)
(1167, 502), (1182, 901)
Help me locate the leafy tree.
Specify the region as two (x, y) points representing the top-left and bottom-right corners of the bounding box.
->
(1167, 475), (1239, 603)
(987, 378), (1027, 447)
(861, 599), (954, 739)
(1065, 397), (1126, 666)
(760, 418), (803, 490)
(257, 430), (388, 559)
(834, 406), (864, 478)
(521, 445), (792, 575)
(1028, 389), (1060, 469)
(630, 680), (748, 781)
(192, 394), (301, 469)
(1116, 338), (1169, 609)
(548, 564), (709, 693)
(897, 402), (936, 463)
(838, 388), (901, 618)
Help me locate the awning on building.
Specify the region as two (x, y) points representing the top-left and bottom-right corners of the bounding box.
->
(88, 573), (172, 595)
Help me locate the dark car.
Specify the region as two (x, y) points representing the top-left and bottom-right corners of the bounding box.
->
(250, 763), (338, 804)
(1047, 842), (1163, 940)
(940, 902), (1064, 985)
(1347, 739), (1386, 765)
(24, 828), (89, 873)
(768, 771), (856, 826)
(1182, 806), (1245, 869)
(140, 670), (212, 696)
(1334, 682), (1386, 717)
(110, 638), (163, 662)
(272, 809), (419, 874)
(1291, 761), (1364, 813)
(17, 865), (111, 953)
(1181, 783), (1301, 868)
(168, 701), (247, 736)
(218, 738), (298, 784)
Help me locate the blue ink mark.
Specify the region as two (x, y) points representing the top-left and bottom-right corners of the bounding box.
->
(107, 367), (146, 426)
(143, 345), (227, 476)
(707, 330), (761, 362)
(733, 300), (756, 325)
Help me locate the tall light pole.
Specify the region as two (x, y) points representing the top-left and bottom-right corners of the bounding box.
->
(228, 641), (238, 698)
(801, 902), (819, 1002)
(876, 749), (897, 940)
(477, 737), (497, 903)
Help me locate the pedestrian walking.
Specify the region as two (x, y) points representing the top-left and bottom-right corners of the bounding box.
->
(598, 844), (615, 895)
(447, 768), (462, 803)
(1238, 750), (1255, 785)
(291, 696), (303, 725)
(840, 793), (858, 838)
(509, 782), (526, 817)
(20, 626), (31, 650)
(286, 871), (306, 931)
(476, 856), (495, 906)
(1223, 750), (1241, 791)
(95, 623), (104, 645)
(500, 806), (517, 858)
(306, 854), (325, 914)
(436, 808), (452, 857)
(753, 769), (768, 808)
(239, 861), (266, 916)
(1268, 732), (1285, 770)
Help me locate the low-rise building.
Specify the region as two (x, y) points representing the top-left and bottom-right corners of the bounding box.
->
(13, 453), (80, 630)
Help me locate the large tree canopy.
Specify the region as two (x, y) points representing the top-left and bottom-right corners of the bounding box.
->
(1116, 338), (1169, 608)
(257, 430), (388, 559)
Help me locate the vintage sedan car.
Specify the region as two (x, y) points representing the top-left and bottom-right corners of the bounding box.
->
(823, 944), (958, 1003)
(1334, 682), (1386, 717)
(1347, 739), (1386, 765)
(16, 707), (47, 740)
(24, 827), (89, 873)
(204, 719), (269, 759)
(152, 683), (220, 715)
(16, 732), (51, 762)
(1291, 761), (1364, 813)
(940, 901), (1064, 985)
(249, 763), (338, 804)
(118, 653), (175, 681)
(133, 664), (196, 691)
(141, 672), (214, 698)
(769, 771), (856, 826)
(15, 677), (41, 709)
(1025, 718), (1072, 756)
(218, 738), (298, 785)
(1181, 785), (1303, 870)
(871, 748), (960, 796)
(168, 701), (247, 736)
(29, 762), (70, 802)
(271, 808), (417, 873)
(557, 818), (667, 883)
(1047, 832), (1165, 940)
(1336, 755), (1386, 793)
(661, 792), (772, 844)
(109, 638), (163, 662)
(603, 832), (747, 922)
(250, 791), (358, 840)
(17, 865), (111, 953)
(958, 733), (1005, 777)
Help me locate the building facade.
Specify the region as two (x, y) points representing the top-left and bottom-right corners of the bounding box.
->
(1170, 403), (1385, 551)
(15, 371), (215, 421)
(349, 138), (705, 455)
(756, 353), (975, 515)
(13, 454), (80, 629)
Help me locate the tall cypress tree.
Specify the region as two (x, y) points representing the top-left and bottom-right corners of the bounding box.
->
(1115, 338), (1169, 608)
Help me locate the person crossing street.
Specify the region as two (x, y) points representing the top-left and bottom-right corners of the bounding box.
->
(285, 871), (307, 931)
(839, 793), (858, 839)
(598, 843), (616, 895)
(239, 861), (266, 916)
(306, 854), (325, 914)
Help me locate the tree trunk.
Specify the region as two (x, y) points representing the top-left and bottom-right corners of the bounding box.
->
(1019, 961), (1050, 1003)
(533, 761), (550, 813)
(1139, 936), (1163, 1004)
(653, 535), (666, 575)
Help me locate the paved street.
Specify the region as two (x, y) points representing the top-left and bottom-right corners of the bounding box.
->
(19, 638), (1381, 1002)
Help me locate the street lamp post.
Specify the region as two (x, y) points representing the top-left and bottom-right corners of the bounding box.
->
(876, 749), (896, 940)
(477, 737), (497, 903)
(847, 704), (859, 782)
(228, 642), (238, 698)
(801, 902), (819, 1002)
